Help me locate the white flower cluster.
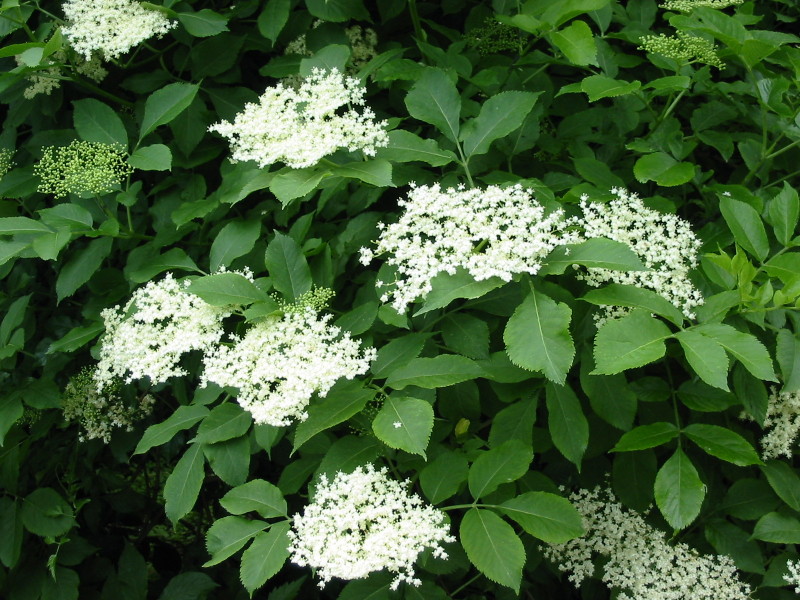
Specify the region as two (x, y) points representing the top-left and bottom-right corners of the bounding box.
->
(360, 183), (579, 313)
(577, 188), (703, 320)
(16, 49), (107, 99)
(200, 307), (375, 426)
(758, 387), (800, 460)
(784, 559), (800, 593)
(95, 273), (229, 390)
(544, 487), (752, 600)
(208, 68), (388, 169)
(62, 0), (176, 61)
(288, 464), (454, 590)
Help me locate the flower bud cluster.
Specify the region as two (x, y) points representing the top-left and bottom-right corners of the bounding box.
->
(759, 387), (800, 460)
(544, 486), (752, 600)
(287, 464), (454, 590)
(360, 183), (580, 313)
(639, 32), (724, 68)
(577, 188), (703, 320)
(660, 0), (743, 11)
(285, 23), (378, 70)
(16, 49), (107, 99)
(208, 68), (388, 169)
(62, 0), (176, 60)
(200, 307), (375, 426)
(0, 149), (14, 179)
(35, 140), (133, 198)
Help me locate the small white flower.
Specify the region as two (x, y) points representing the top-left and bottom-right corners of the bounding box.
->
(784, 558), (800, 593)
(393, 421), (402, 428)
(757, 387), (800, 460)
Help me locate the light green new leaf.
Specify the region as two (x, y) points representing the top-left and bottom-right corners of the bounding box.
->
(210, 220), (261, 272)
(240, 523), (291, 594)
(376, 130), (456, 166)
(294, 385), (374, 452)
(385, 355), (484, 390)
(504, 288), (574, 385)
(420, 451), (469, 504)
(204, 516), (266, 567)
(220, 480), (287, 518)
(468, 439), (533, 499)
(56, 237), (113, 303)
(550, 20), (597, 66)
(372, 396), (434, 458)
(719, 196), (770, 261)
(188, 272), (272, 306)
(414, 269), (505, 316)
(634, 152), (695, 187)
(134, 404), (209, 455)
(73, 98), (127, 147)
(177, 9), (228, 37)
(128, 144), (172, 171)
(331, 160), (393, 187)
(761, 460), (800, 511)
(264, 232), (312, 301)
(164, 444), (205, 524)
(269, 168), (326, 206)
(769, 182), (799, 246)
(611, 422), (679, 452)
(460, 509), (524, 593)
(500, 491), (584, 544)
(539, 237), (646, 275)
(460, 91), (539, 157)
(752, 512), (800, 544)
(676, 329), (729, 390)
(683, 424), (762, 466)
(404, 68), (461, 142)
(695, 323), (777, 382)
(545, 382), (588, 469)
(654, 448), (705, 530)
(140, 83), (199, 141)
(581, 74), (641, 101)
(196, 403), (253, 445)
(582, 283), (683, 326)
(592, 309), (672, 374)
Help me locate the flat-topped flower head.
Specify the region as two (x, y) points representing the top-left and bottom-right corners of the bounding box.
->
(95, 273), (229, 390)
(660, 0), (743, 10)
(288, 464), (454, 589)
(200, 306), (375, 426)
(360, 183), (579, 313)
(577, 188), (703, 321)
(62, 0), (176, 60)
(639, 32), (724, 68)
(35, 140), (132, 198)
(544, 486), (751, 600)
(208, 68), (388, 169)
(758, 387), (800, 460)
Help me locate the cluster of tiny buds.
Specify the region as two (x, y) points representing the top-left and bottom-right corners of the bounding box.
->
(660, 0), (743, 11)
(639, 31), (724, 69)
(34, 140), (133, 198)
(0, 149), (14, 179)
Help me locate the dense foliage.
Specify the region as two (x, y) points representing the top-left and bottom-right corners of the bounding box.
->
(1, 0), (800, 598)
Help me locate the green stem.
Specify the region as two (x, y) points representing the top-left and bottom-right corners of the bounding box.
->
(407, 0), (425, 42)
(450, 572), (483, 597)
(441, 503), (501, 511)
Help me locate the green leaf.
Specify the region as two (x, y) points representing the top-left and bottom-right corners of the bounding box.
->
(414, 269), (505, 316)
(73, 98), (127, 147)
(370, 333), (428, 378)
(177, 9), (228, 37)
(761, 460), (800, 512)
(126, 247), (202, 283)
(752, 512), (800, 543)
(372, 396), (434, 458)
(128, 144), (172, 171)
(468, 439), (533, 499)
(733, 366), (768, 425)
(654, 448), (705, 529)
(56, 237), (112, 303)
(539, 237), (647, 275)
(720, 196), (770, 261)
(776, 330), (800, 392)
(504, 288), (574, 385)
(134, 404), (210, 455)
(611, 422), (679, 453)
(545, 382), (588, 469)
(204, 516), (267, 567)
(164, 443), (205, 524)
(331, 160), (393, 187)
(633, 152), (695, 187)
(38, 204), (93, 231)
(385, 355), (484, 390)
(720, 478), (779, 520)
(0, 498), (22, 569)
(269, 168), (326, 206)
(204, 437), (250, 486)
(257, 0), (290, 43)
(582, 283), (683, 326)
(420, 451), (469, 504)
(376, 130), (456, 166)
(293, 384), (374, 451)
(21, 488), (74, 537)
(613, 450), (657, 512)
(240, 523), (291, 594)
(500, 491), (584, 544)
(592, 309), (672, 374)
(0, 216), (52, 235)
(675, 330), (729, 391)
(158, 572), (218, 600)
(304, 0), (369, 22)
(580, 368), (637, 431)
(550, 20), (597, 66)
(196, 403), (252, 444)
(140, 83), (199, 141)
(47, 321), (104, 354)
(315, 435), (381, 480)
(581, 74), (641, 101)
(488, 397), (537, 448)
(460, 508), (524, 593)
(404, 68), (461, 143)
(683, 424), (762, 466)
(695, 323), (777, 381)
(300, 45), (351, 76)
(460, 91), (539, 157)
(264, 232), (313, 301)
(210, 220), (261, 273)
(220, 480), (287, 518)
(188, 272), (272, 306)
(538, 0), (610, 28)
(769, 182), (799, 246)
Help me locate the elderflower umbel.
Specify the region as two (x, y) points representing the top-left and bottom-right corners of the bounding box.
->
(62, 0), (176, 61)
(200, 306), (375, 426)
(63, 367), (155, 442)
(639, 32), (724, 68)
(208, 68), (388, 169)
(35, 140), (133, 198)
(660, 0), (743, 11)
(577, 188), (703, 320)
(95, 273), (230, 390)
(544, 487), (751, 600)
(360, 183), (579, 313)
(758, 387), (800, 460)
(784, 559), (800, 593)
(288, 464), (454, 590)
